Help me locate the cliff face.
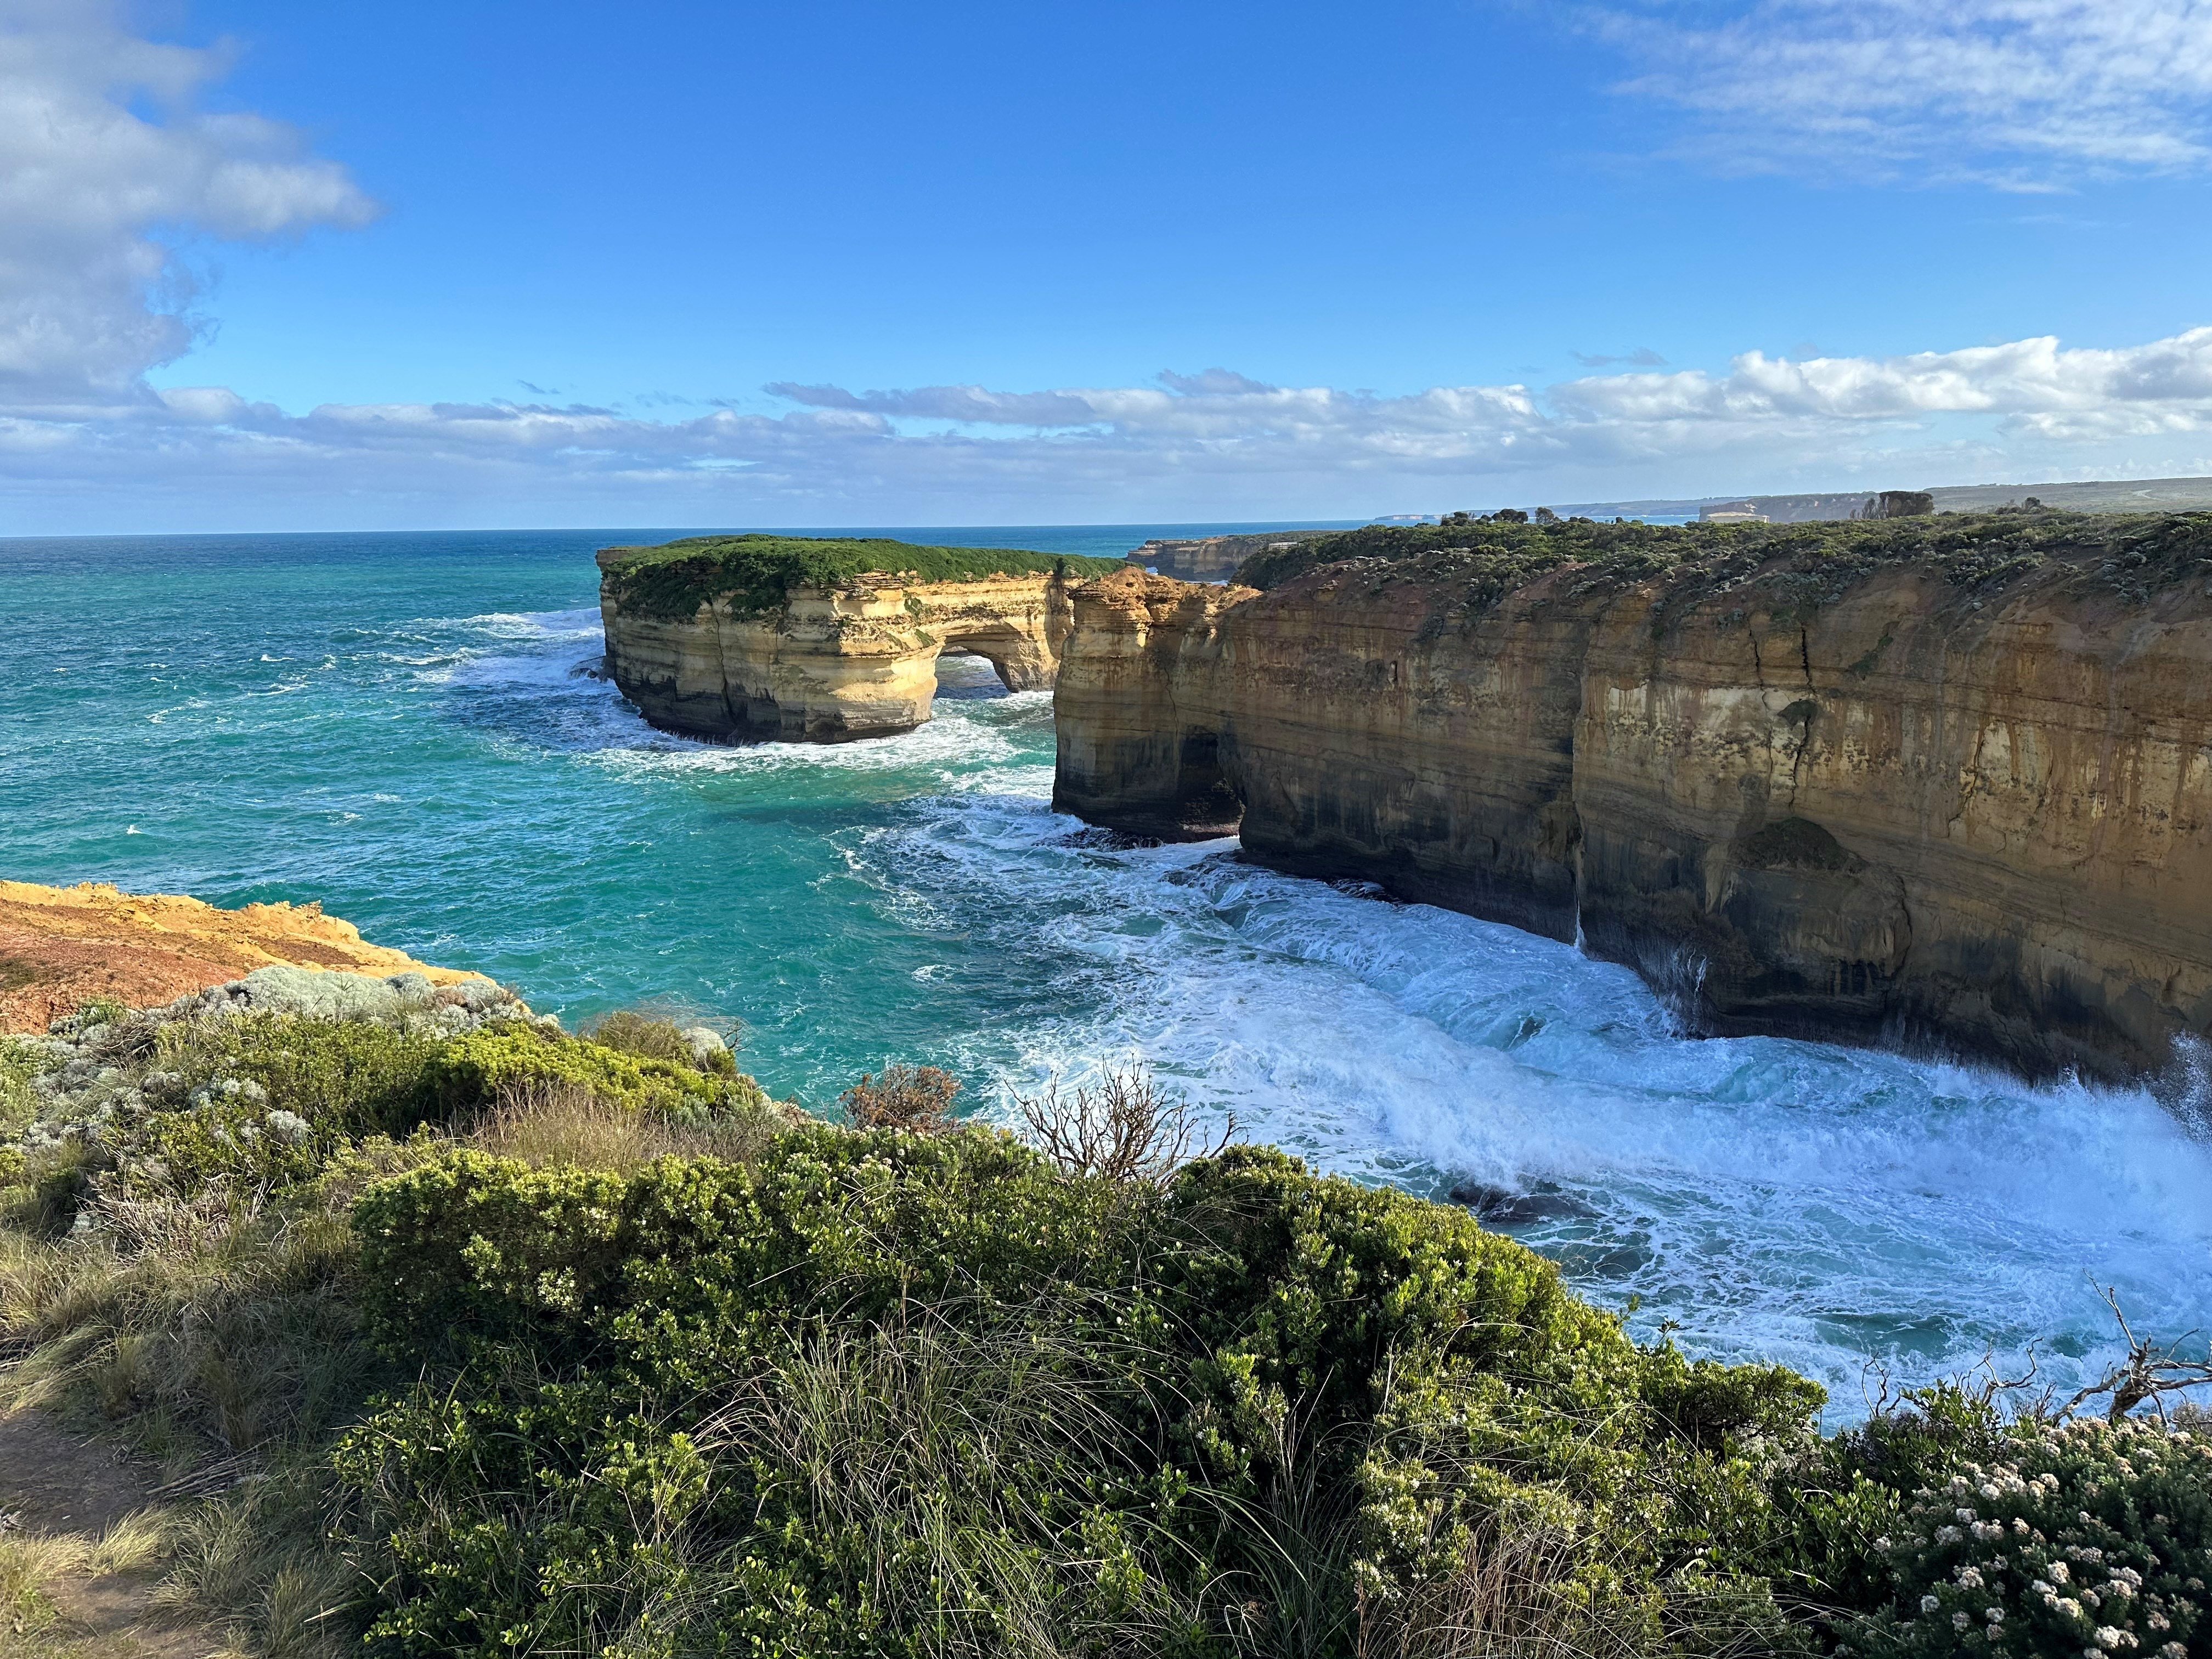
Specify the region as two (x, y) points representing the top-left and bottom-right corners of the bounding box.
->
(601, 558), (1077, 741)
(1125, 529), (1336, 583)
(1052, 571), (1255, 839)
(1053, 532), (2212, 1081)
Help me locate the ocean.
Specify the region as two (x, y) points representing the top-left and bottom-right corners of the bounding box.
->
(7, 525), (2210, 1420)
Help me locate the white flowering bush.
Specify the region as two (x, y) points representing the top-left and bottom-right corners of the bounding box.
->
(1848, 1415), (2212, 1657)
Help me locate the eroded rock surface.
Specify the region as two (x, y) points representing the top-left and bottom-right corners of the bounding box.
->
(601, 558), (1080, 741)
(1053, 524), (2212, 1081)
(0, 880), (489, 1035)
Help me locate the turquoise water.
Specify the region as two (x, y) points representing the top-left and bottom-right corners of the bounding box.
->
(8, 527), (2212, 1419)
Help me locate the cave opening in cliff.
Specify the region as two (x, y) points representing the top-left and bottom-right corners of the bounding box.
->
(933, 647), (1013, 701)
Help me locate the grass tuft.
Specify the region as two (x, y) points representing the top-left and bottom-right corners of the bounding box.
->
(471, 1076), (786, 1172)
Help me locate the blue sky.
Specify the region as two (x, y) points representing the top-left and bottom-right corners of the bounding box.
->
(8, 0), (2212, 530)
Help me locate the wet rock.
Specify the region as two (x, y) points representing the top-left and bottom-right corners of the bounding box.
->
(1447, 1178), (1597, 1227)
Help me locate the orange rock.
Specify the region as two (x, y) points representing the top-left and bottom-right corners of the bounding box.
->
(0, 880), (483, 1035)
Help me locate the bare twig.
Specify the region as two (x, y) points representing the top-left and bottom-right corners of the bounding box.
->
(2061, 1283), (2212, 1422)
(1013, 1064), (1234, 1186)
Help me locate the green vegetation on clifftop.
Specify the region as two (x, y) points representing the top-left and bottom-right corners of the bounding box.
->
(1232, 509), (2212, 615)
(599, 535), (1125, 620)
(3, 980), (2210, 1657)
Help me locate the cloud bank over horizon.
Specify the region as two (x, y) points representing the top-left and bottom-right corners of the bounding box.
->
(2, 327), (2200, 530)
(7, 1), (2212, 532)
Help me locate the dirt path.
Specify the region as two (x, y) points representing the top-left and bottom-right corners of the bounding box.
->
(0, 1409), (230, 1659)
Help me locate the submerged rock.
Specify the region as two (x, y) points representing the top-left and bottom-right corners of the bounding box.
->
(1446, 1179), (1598, 1227)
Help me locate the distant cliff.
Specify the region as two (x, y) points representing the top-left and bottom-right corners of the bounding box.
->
(1054, 513), (2212, 1082)
(1126, 529), (1337, 583)
(599, 536), (1120, 741)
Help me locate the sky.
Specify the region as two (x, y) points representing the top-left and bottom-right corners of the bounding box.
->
(8, 0), (2212, 532)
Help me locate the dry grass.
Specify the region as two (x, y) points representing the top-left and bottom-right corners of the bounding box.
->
(0, 1204), (365, 1459)
(153, 1488), (358, 1659)
(0, 1510), (188, 1656)
(693, 1301), (1188, 1658)
(470, 1077), (785, 1172)
(1356, 1525), (1657, 1659)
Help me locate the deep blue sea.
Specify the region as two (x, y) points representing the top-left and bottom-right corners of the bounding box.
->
(7, 524), (2210, 1419)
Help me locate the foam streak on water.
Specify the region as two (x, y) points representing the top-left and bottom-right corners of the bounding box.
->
(6, 528), (2209, 1420)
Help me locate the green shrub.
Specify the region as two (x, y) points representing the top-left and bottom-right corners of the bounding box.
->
(600, 533), (1124, 620)
(1229, 509), (2212, 619)
(585, 1008), (732, 1074)
(159, 1013), (446, 1141)
(429, 1025), (765, 1124)
(1848, 1415), (2212, 1658)
(341, 1135), (1828, 1657)
(0, 1036), (47, 1139)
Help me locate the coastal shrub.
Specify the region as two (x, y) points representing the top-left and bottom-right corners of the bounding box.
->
(37, 980), (2204, 1658)
(338, 1133), (1831, 1656)
(0, 1035), (44, 1139)
(600, 533), (1125, 620)
(428, 1023), (767, 1123)
(472, 1076), (788, 1172)
(1844, 1415), (2212, 1658)
(157, 1013), (445, 1138)
(585, 1007), (737, 1075)
(1228, 509), (2212, 622)
(838, 1060), (962, 1131)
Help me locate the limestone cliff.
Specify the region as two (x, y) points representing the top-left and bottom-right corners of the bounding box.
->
(1053, 516), (2212, 1081)
(599, 539), (1111, 741)
(1125, 529), (1336, 583)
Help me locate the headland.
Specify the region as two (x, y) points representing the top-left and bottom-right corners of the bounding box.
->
(1053, 509), (2212, 1082)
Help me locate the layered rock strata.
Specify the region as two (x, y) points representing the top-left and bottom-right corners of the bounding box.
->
(601, 556), (1079, 741)
(1053, 538), (2212, 1082)
(1125, 529), (1337, 583)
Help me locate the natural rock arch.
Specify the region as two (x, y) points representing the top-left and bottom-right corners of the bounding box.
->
(602, 566), (1080, 743)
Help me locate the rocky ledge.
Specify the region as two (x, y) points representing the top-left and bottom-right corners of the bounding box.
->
(1053, 512), (2212, 1082)
(599, 535), (1120, 742)
(0, 879), (489, 1035)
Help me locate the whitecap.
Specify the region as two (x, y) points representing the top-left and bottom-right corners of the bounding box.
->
(844, 787), (2212, 1419)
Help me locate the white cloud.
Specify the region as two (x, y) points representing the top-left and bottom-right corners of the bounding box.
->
(1, 4), (2209, 527)
(1587, 0), (2212, 185)
(4, 330), (2212, 528)
(0, 0), (375, 402)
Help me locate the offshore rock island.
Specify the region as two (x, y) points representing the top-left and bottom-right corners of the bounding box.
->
(1053, 511), (2212, 1084)
(598, 534), (1122, 741)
